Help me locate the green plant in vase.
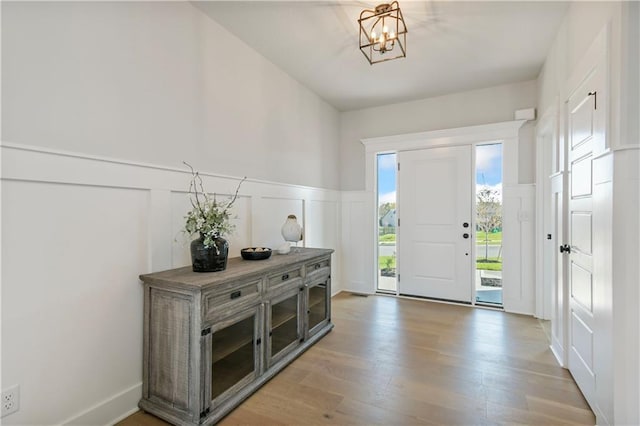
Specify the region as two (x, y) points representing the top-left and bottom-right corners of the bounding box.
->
(183, 162), (245, 272)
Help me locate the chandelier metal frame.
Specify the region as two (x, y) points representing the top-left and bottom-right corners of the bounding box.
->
(358, 1), (408, 65)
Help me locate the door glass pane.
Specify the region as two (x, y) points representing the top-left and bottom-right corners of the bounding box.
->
(308, 283), (327, 330)
(377, 153), (397, 292)
(211, 314), (255, 400)
(476, 143), (503, 306)
(271, 294), (299, 357)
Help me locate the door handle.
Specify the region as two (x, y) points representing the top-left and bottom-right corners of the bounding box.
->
(463, 233), (470, 239)
(559, 244), (571, 253)
(463, 222), (469, 228)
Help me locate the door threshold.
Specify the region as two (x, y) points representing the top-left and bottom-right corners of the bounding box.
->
(475, 302), (504, 310)
(398, 293), (472, 305)
(376, 293), (504, 311)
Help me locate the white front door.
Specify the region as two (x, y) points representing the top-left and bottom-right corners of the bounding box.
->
(566, 65), (603, 410)
(398, 146), (473, 302)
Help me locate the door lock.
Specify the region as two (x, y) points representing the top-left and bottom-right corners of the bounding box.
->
(463, 233), (470, 239)
(559, 244), (571, 253)
(463, 222), (469, 228)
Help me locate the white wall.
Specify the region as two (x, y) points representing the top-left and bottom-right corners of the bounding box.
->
(1, 144), (342, 425)
(536, 1), (640, 424)
(1, 1), (342, 424)
(340, 80), (538, 190)
(1, 1), (340, 190)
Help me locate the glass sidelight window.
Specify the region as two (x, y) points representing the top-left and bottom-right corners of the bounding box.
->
(475, 143), (503, 306)
(377, 153), (397, 292)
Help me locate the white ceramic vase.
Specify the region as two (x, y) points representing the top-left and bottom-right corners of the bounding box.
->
(281, 215), (303, 244)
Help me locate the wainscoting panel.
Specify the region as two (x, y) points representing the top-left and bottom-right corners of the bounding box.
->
(253, 196), (304, 249)
(502, 184), (536, 315)
(340, 191), (371, 294)
(0, 142), (341, 425)
(307, 199), (340, 293)
(307, 200), (339, 253)
(2, 179), (149, 425)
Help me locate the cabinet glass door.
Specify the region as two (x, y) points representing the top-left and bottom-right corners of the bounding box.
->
(308, 281), (328, 333)
(270, 292), (300, 361)
(210, 311), (257, 401)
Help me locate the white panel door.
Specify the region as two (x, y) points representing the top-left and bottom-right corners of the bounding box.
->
(566, 67), (602, 410)
(398, 146), (472, 302)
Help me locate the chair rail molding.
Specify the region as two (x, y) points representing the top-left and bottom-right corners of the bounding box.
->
(0, 141), (342, 425)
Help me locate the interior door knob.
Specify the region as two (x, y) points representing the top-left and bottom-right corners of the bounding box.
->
(463, 233), (470, 239)
(559, 244), (571, 253)
(463, 222), (469, 228)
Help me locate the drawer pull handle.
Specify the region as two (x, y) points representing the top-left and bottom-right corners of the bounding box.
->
(282, 274), (289, 281)
(315, 264), (321, 270)
(230, 291), (241, 300)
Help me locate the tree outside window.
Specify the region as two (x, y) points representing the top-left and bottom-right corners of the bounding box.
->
(476, 186), (502, 261)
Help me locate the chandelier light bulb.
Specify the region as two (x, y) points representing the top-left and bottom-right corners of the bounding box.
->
(370, 30), (376, 41)
(383, 25), (389, 34)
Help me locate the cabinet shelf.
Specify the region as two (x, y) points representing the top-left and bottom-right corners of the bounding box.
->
(212, 318), (254, 363)
(271, 319), (298, 357)
(271, 297), (298, 330)
(270, 295), (299, 358)
(212, 341), (254, 399)
(308, 284), (327, 308)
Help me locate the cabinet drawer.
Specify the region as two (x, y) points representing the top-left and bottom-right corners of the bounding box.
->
(267, 267), (303, 292)
(305, 257), (331, 282)
(204, 279), (261, 321)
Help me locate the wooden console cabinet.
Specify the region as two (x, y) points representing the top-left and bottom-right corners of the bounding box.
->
(138, 248), (333, 425)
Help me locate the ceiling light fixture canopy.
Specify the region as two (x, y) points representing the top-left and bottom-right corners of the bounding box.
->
(358, 1), (407, 65)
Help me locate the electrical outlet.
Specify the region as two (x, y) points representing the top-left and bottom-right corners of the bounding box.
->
(1, 385), (20, 417)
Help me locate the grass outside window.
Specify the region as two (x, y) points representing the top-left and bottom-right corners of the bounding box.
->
(476, 257), (502, 271)
(475, 231), (502, 245)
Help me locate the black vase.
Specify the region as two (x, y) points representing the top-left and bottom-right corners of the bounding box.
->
(190, 234), (229, 272)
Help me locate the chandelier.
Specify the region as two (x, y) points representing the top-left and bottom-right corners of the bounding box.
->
(358, 1), (408, 65)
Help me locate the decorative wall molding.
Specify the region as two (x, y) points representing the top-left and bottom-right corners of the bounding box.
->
(1, 142), (342, 425)
(340, 191), (371, 294)
(361, 120), (527, 153)
(502, 184), (536, 315)
(0, 141), (335, 192)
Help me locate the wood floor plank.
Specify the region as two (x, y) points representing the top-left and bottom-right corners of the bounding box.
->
(118, 293), (595, 425)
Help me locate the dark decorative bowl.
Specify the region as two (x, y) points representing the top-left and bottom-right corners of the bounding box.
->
(241, 247), (272, 260)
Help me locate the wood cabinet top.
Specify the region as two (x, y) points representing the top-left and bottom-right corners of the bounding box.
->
(139, 247), (333, 290)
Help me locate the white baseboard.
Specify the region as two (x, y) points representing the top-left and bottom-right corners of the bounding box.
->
(549, 343), (565, 368)
(62, 383), (141, 426)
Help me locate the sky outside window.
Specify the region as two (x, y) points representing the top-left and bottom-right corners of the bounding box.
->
(378, 153), (397, 204)
(476, 143), (503, 196)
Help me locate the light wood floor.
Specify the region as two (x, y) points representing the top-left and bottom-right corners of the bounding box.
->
(120, 293), (595, 425)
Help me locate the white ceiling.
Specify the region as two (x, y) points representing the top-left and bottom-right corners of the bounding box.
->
(193, 1), (569, 111)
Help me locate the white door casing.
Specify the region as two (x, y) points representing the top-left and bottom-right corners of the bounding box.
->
(361, 120), (527, 312)
(397, 146), (473, 302)
(537, 102), (568, 365)
(536, 104), (558, 321)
